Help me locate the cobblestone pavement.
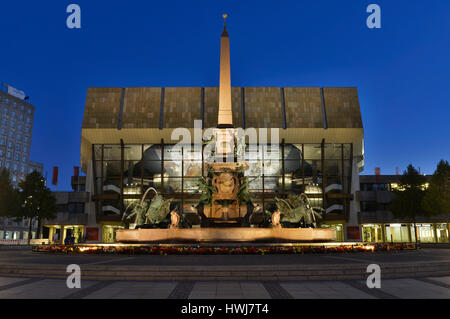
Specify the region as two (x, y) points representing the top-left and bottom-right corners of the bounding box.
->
(0, 276), (448, 299)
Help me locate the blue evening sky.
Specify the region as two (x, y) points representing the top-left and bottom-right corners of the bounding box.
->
(1, 0), (449, 190)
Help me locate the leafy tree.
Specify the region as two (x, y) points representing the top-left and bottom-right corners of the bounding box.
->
(422, 160), (450, 228)
(389, 164), (427, 243)
(16, 171), (57, 243)
(0, 169), (20, 217)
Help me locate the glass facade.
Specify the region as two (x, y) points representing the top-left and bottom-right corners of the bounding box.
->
(361, 223), (450, 243)
(91, 142), (353, 223)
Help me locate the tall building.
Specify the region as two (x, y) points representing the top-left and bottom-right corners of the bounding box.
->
(0, 84), (43, 241)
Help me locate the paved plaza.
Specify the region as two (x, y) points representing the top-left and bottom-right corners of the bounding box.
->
(0, 276), (449, 299)
(0, 247), (449, 299)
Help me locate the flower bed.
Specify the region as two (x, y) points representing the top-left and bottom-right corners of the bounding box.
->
(31, 243), (416, 255)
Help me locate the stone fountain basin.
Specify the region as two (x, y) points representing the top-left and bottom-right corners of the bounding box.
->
(116, 227), (336, 243)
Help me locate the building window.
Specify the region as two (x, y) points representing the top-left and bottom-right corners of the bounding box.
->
(26, 117), (30, 124)
(0, 138), (4, 146)
(0, 149), (3, 157)
(23, 146), (27, 153)
(22, 156), (26, 163)
(18, 124), (22, 131)
(19, 114), (24, 121)
(5, 162), (10, 169)
(12, 111), (16, 119)
(1, 118), (6, 125)
(3, 108), (8, 114)
(1, 128), (5, 135)
(361, 201), (377, 212)
(25, 127), (30, 133)
(24, 136), (29, 143)
(20, 105), (24, 111)
(14, 153), (19, 161)
(6, 151), (11, 159)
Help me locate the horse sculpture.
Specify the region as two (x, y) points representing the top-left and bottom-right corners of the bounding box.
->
(269, 193), (324, 228)
(122, 187), (175, 228)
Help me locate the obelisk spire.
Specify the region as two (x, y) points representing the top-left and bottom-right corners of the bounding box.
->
(217, 14), (233, 128)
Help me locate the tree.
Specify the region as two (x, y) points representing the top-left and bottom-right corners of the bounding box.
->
(0, 169), (20, 218)
(389, 164), (427, 243)
(422, 160), (450, 239)
(16, 171), (57, 243)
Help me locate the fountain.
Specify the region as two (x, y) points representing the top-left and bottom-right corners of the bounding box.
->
(115, 16), (335, 243)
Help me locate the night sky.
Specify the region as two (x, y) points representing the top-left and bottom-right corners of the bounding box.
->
(1, 0), (449, 190)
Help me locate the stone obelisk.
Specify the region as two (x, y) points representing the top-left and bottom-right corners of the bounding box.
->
(217, 14), (233, 128)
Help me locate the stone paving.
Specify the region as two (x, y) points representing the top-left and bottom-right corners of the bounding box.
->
(0, 248), (449, 299)
(0, 276), (448, 299)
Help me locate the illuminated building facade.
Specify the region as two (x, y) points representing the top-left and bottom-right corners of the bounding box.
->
(360, 175), (449, 243)
(0, 85), (43, 242)
(78, 21), (365, 242)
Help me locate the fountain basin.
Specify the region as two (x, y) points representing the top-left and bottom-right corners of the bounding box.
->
(116, 227), (336, 243)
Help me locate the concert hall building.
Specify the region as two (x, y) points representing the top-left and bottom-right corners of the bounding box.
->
(78, 23), (365, 243)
